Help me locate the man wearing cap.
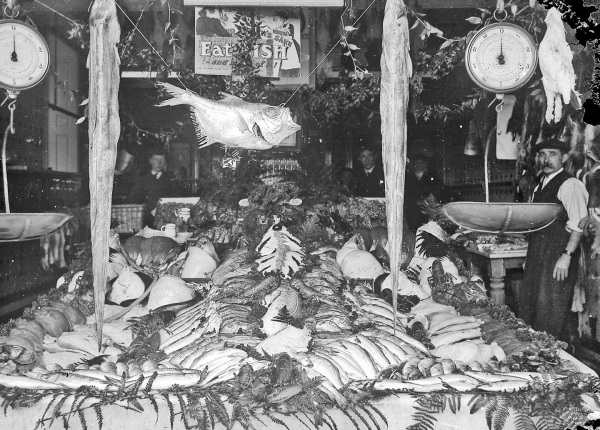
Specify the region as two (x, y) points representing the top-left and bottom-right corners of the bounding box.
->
(521, 139), (588, 342)
(352, 147), (386, 197)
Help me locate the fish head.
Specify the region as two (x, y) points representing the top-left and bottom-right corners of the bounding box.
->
(253, 106), (300, 146)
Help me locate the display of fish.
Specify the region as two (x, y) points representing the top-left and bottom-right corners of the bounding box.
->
(156, 82), (300, 150)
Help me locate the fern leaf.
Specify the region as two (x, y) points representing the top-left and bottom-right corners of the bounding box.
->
(62, 416), (68, 430)
(128, 397), (145, 412)
(148, 394), (160, 424)
(164, 394), (175, 430)
(117, 372), (127, 397)
(144, 371), (158, 393)
(129, 373), (145, 395)
(78, 409), (88, 430)
(468, 393), (488, 415)
(369, 404), (388, 428)
(408, 407), (437, 430)
(341, 408), (363, 430)
(534, 412), (565, 430)
(513, 411), (536, 430)
(67, 393), (82, 422)
(323, 410), (339, 430)
(206, 390), (230, 428)
(485, 396), (499, 430)
(293, 412), (314, 430)
(358, 405), (381, 430)
(176, 393), (190, 429)
(320, 411), (334, 430)
(94, 404), (103, 430)
(36, 392), (60, 430)
(493, 396), (510, 430)
(265, 412), (292, 430)
(49, 393), (70, 429)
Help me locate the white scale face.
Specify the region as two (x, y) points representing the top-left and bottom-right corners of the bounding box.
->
(465, 22), (537, 94)
(0, 20), (49, 93)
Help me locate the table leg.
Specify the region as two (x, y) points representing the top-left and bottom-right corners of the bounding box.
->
(488, 259), (506, 306)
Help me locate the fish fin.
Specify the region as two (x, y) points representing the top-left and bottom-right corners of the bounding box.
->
(190, 107), (215, 148)
(227, 131), (273, 150)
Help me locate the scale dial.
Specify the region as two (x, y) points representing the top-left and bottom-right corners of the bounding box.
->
(0, 19), (49, 94)
(465, 22), (537, 93)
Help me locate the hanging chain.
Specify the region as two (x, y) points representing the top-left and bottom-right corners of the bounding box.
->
(2, 99), (16, 213)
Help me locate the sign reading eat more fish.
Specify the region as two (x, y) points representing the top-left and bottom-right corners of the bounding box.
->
(194, 7), (302, 78)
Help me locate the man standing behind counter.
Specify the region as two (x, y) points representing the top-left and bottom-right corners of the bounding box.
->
(128, 147), (177, 227)
(352, 146), (386, 197)
(521, 139), (588, 342)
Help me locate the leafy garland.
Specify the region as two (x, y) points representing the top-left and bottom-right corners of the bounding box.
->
(403, 371), (600, 430)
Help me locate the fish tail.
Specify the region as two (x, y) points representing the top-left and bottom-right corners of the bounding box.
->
(156, 82), (189, 106)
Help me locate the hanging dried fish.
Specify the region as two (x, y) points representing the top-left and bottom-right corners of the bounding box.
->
(88, 0), (121, 351)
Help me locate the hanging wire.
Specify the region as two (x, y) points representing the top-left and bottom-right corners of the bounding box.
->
(2, 99), (16, 213)
(282, 0), (378, 107)
(114, 2), (189, 91)
(32, 0), (77, 26)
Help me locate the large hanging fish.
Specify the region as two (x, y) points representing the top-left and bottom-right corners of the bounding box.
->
(539, 7), (581, 123)
(156, 82), (300, 150)
(88, 0), (121, 350)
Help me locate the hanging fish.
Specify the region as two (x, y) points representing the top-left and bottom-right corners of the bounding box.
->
(156, 82), (300, 150)
(256, 223), (305, 279)
(539, 7), (582, 123)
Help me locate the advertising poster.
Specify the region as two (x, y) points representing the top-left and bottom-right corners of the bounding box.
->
(195, 7), (302, 78)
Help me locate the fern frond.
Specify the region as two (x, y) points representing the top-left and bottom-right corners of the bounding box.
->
(485, 395), (499, 430)
(206, 390), (230, 428)
(78, 409), (88, 430)
(349, 407), (373, 430)
(93, 404), (103, 430)
(358, 405), (381, 430)
(294, 411), (314, 430)
(163, 394), (175, 430)
(323, 410), (339, 430)
(468, 393), (488, 415)
(144, 371), (158, 393)
(36, 392), (61, 430)
(265, 412), (292, 430)
(147, 393), (159, 423)
(407, 407), (437, 430)
(176, 393), (190, 429)
(513, 410), (536, 430)
(62, 416), (68, 430)
(369, 404), (388, 428)
(49, 393), (69, 429)
(493, 396), (510, 430)
(129, 373), (145, 395)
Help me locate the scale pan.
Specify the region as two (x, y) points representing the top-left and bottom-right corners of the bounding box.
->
(442, 202), (562, 234)
(0, 213), (72, 242)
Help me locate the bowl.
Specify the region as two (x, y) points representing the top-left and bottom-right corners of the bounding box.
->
(442, 202), (562, 234)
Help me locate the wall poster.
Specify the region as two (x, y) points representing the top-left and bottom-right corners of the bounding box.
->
(195, 7), (302, 78)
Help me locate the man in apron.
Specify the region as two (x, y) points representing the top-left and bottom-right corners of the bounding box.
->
(521, 139), (588, 342)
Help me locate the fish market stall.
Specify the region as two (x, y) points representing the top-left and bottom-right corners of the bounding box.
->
(1, 0), (600, 429)
(0, 209), (599, 429)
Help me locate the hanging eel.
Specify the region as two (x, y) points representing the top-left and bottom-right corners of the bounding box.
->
(88, 0), (121, 351)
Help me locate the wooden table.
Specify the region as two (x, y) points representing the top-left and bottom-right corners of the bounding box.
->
(465, 246), (528, 306)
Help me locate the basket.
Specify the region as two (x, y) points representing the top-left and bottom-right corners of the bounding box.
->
(111, 204), (145, 233)
(81, 204), (145, 234)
